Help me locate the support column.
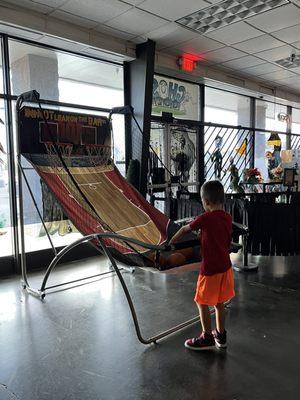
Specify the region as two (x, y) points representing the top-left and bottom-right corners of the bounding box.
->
(11, 54), (59, 226)
(11, 54), (59, 100)
(124, 40), (156, 197)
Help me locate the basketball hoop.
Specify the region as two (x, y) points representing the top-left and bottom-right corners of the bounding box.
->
(86, 144), (111, 166)
(44, 142), (73, 158)
(44, 142), (73, 172)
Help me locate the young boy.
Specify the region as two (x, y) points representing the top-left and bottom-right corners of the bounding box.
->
(169, 180), (234, 350)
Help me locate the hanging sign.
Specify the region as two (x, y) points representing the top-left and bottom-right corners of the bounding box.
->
(152, 75), (199, 120)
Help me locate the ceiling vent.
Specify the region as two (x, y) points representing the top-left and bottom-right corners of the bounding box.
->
(275, 53), (300, 69)
(176, 0), (290, 34)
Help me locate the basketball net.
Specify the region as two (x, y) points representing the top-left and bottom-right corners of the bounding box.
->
(44, 142), (73, 166)
(86, 144), (111, 167)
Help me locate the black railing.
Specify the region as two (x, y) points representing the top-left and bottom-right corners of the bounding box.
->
(204, 124), (253, 191)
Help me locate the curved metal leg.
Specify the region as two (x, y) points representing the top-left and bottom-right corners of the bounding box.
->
(97, 238), (200, 344)
(22, 231), (232, 344)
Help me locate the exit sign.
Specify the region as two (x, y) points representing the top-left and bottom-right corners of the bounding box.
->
(177, 56), (197, 72)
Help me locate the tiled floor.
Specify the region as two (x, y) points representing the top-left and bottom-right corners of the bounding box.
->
(0, 254), (299, 400)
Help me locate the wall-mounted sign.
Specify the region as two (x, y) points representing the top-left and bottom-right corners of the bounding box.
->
(152, 75), (199, 120)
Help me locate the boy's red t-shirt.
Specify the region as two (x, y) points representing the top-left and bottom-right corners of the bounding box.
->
(189, 210), (232, 276)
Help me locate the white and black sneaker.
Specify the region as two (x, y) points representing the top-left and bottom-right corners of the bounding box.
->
(213, 329), (227, 348)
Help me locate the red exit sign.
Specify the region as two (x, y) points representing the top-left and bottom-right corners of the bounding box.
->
(177, 56), (197, 72)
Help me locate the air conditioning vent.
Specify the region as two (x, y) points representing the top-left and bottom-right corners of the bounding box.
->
(275, 54), (300, 69)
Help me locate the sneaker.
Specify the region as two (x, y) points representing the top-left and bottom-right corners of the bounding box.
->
(184, 332), (215, 351)
(212, 329), (227, 348)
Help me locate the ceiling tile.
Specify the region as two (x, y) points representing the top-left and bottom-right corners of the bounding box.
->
(145, 23), (200, 49)
(50, 10), (99, 28)
(204, 21), (262, 45)
(273, 75), (300, 85)
(138, 0), (209, 21)
(105, 8), (167, 36)
(241, 63), (283, 76)
(292, 41), (300, 50)
(247, 4), (300, 33)
(3, 0), (54, 14)
(36, 0), (67, 7)
(60, 0), (132, 24)
(255, 45), (294, 62)
(233, 34), (284, 54)
(259, 70), (297, 81)
(93, 24), (135, 40)
(220, 55), (265, 70)
(289, 66), (300, 74)
(272, 24), (300, 43)
(166, 36), (224, 55)
(202, 47), (247, 64)
(119, 0), (144, 4)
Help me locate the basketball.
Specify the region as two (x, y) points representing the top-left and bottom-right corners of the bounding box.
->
(166, 252), (187, 267)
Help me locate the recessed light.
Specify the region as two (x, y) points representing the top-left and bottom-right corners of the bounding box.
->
(176, 0), (290, 34)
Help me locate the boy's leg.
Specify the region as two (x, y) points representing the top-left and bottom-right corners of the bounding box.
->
(196, 303), (212, 333)
(213, 302), (227, 348)
(214, 302), (225, 333)
(184, 303), (214, 350)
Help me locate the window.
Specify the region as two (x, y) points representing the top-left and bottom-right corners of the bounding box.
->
(291, 108), (300, 149)
(255, 100), (288, 180)
(9, 39), (125, 169)
(0, 38), (3, 93)
(292, 108), (300, 135)
(0, 100), (12, 256)
(205, 87), (251, 126)
(8, 39), (125, 254)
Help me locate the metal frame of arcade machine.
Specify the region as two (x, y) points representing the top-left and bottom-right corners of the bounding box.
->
(16, 90), (223, 345)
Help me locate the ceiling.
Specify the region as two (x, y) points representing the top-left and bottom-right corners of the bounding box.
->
(1, 0), (300, 95)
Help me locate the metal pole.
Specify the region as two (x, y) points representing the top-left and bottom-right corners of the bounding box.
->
(16, 107), (29, 287)
(18, 161), (57, 256)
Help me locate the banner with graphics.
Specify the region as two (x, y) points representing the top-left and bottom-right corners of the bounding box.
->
(152, 75), (199, 120)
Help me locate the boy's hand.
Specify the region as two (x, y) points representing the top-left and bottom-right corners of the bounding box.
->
(169, 225), (191, 245)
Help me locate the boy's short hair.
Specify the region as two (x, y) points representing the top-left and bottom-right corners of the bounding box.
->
(201, 180), (225, 205)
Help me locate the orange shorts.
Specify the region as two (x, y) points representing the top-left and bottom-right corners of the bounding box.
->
(194, 267), (235, 306)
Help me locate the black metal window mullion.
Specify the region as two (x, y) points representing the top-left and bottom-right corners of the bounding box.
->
(1, 34), (20, 272)
(287, 105), (292, 149)
(250, 97), (256, 168)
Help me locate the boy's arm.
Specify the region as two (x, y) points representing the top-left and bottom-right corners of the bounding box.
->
(169, 225), (191, 244)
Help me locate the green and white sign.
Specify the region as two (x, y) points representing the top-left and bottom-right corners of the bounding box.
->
(152, 75), (199, 120)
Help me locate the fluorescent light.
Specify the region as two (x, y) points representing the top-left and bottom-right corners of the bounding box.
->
(176, 0), (290, 34)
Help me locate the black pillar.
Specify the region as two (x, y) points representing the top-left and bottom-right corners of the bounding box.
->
(124, 39), (156, 196)
(199, 84), (205, 186)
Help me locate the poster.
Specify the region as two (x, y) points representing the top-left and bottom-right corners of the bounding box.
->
(170, 126), (197, 183)
(152, 75), (199, 120)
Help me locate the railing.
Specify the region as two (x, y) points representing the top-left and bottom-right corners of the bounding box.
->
(204, 124), (253, 190)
